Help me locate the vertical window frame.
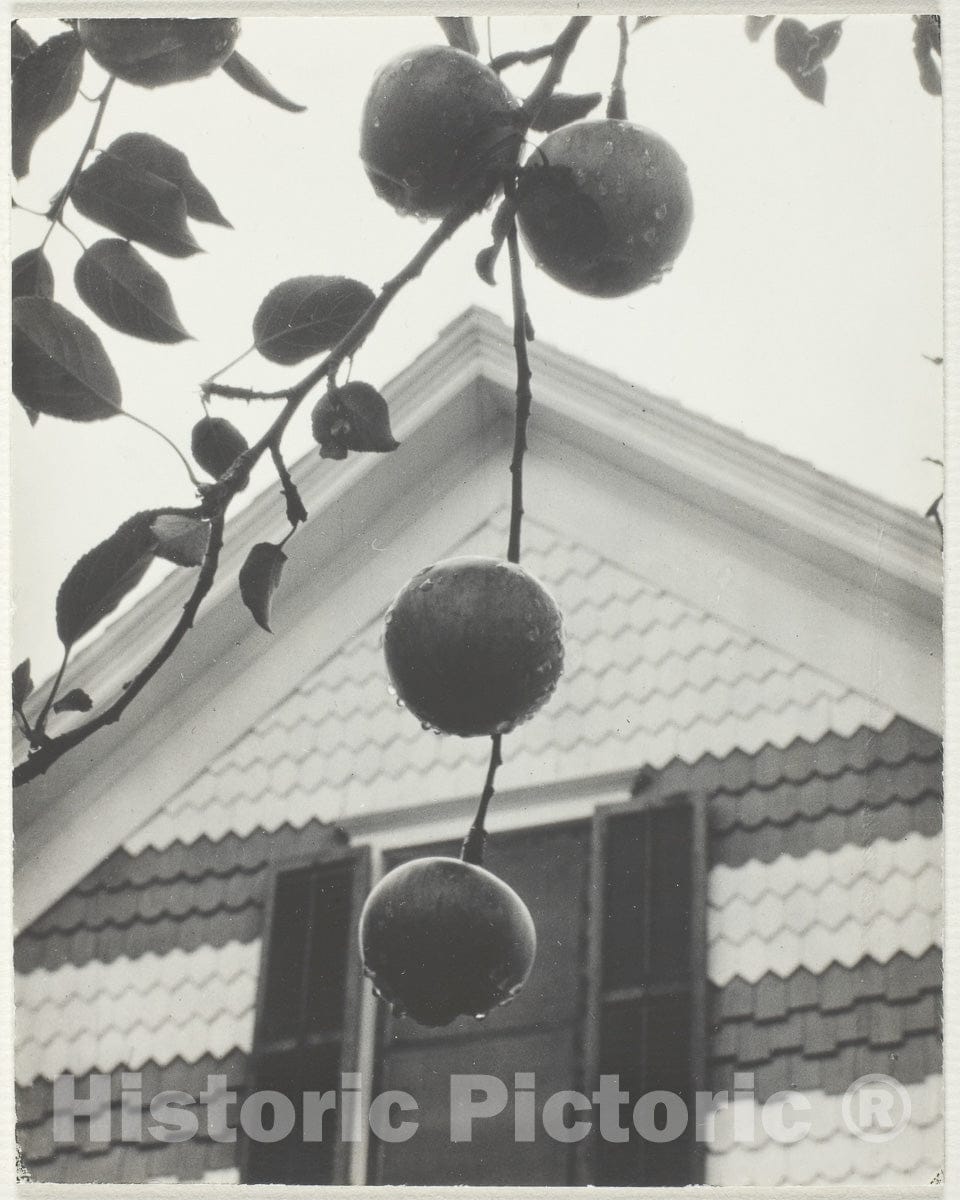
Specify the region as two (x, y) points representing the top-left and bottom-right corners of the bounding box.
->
(241, 840), (370, 1186)
(581, 788), (708, 1186)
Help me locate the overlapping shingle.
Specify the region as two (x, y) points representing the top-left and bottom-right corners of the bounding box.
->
(705, 1075), (942, 1185)
(708, 833), (941, 986)
(15, 941), (258, 1085)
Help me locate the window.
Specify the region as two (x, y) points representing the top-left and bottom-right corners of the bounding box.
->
(586, 796), (708, 1185)
(246, 794), (706, 1186)
(243, 845), (369, 1185)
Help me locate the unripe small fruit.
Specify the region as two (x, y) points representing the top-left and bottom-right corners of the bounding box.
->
(360, 856), (537, 1027)
(360, 45), (521, 218)
(191, 416), (249, 487)
(517, 119), (694, 298)
(77, 19), (240, 88)
(383, 556), (564, 737)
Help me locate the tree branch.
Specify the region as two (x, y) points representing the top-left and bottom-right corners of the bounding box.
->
(520, 17), (592, 127)
(14, 513), (226, 787)
(41, 75), (115, 250)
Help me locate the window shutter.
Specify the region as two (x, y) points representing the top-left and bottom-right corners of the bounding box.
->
(242, 845), (369, 1185)
(585, 795), (707, 1186)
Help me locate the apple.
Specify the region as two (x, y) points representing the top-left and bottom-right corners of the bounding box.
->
(360, 856), (537, 1026)
(383, 556), (564, 737)
(77, 19), (240, 88)
(517, 118), (694, 298)
(360, 45), (521, 218)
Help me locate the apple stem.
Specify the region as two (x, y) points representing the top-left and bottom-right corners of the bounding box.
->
(462, 733), (503, 863)
(607, 16), (630, 120)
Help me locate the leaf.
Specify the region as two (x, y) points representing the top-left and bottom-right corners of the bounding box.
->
(253, 276), (375, 365)
(435, 17), (479, 56)
(745, 16), (776, 42)
(12, 248), (54, 299)
(221, 50), (306, 113)
(56, 512), (159, 647)
(13, 297), (122, 422)
(72, 152), (202, 258)
(913, 16), (941, 97)
(12, 30), (84, 179)
(53, 688), (93, 714)
(12, 23), (38, 73)
(311, 382), (399, 458)
(239, 542), (287, 633)
(923, 355), (944, 366)
(75, 239), (192, 343)
(530, 92), (603, 133)
(106, 132), (232, 228)
(774, 18), (837, 104)
(150, 513), (210, 567)
(12, 659), (34, 708)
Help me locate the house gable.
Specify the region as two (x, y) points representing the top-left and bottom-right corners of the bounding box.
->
(14, 307), (941, 931)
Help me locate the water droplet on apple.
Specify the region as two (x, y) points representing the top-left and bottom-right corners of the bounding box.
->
(401, 59), (413, 72)
(643, 228), (658, 245)
(420, 721), (434, 731)
(603, 140), (614, 155)
(474, 1012), (487, 1021)
(654, 203), (667, 220)
(419, 580), (433, 592)
(395, 697), (405, 708)
(387, 684), (397, 696)
(645, 167), (656, 179)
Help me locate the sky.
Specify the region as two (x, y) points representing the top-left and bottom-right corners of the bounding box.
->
(10, 13), (944, 681)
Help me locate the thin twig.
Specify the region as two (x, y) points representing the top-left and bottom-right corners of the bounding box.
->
(520, 17), (592, 127)
(270, 442), (308, 527)
(490, 42), (556, 73)
(14, 514), (226, 787)
(608, 17), (630, 120)
(121, 410), (202, 488)
(30, 646), (70, 745)
(505, 216), (532, 564)
(461, 735), (503, 864)
(41, 75), (115, 252)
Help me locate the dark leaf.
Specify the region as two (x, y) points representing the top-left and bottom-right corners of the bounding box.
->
(913, 16), (941, 97)
(150, 512), (210, 567)
(12, 23), (38, 73)
(106, 132), (232, 228)
(221, 50), (306, 113)
(53, 687), (93, 714)
(56, 512), (159, 647)
(253, 275), (375, 365)
(530, 91), (603, 133)
(435, 17), (479, 56)
(475, 244), (500, 287)
(13, 297), (122, 422)
(810, 20), (844, 64)
(774, 18), (831, 104)
(12, 659), (34, 708)
(12, 248), (54, 299)
(12, 30), (84, 179)
(745, 16), (776, 42)
(72, 152), (202, 258)
(191, 416), (250, 484)
(75, 239), (192, 343)
(239, 542), (287, 633)
(311, 381), (399, 458)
